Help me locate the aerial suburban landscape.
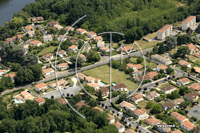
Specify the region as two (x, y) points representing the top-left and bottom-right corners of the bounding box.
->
(2, 0), (200, 133)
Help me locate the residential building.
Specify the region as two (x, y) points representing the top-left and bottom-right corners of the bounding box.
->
(85, 76), (95, 83)
(12, 35), (23, 41)
(48, 21), (59, 27)
(70, 39), (78, 44)
(146, 91), (160, 101)
(124, 129), (136, 133)
(94, 36), (103, 42)
(92, 106), (103, 112)
(188, 43), (196, 54)
(25, 30), (35, 37)
(76, 28), (87, 35)
(35, 83), (47, 92)
(157, 122), (171, 133)
(130, 94), (143, 103)
(42, 53), (53, 61)
(182, 16), (196, 30)
(171, 112), (188, 123)
(162, 103), (176, 110)
(177, 78), (190, 85)
(179, 60), (191, 68)
(157, 24), (173, 40)
(19, 91), (34, 101)
(157, 64), (168, 73)
(49, 79), (68, 89)
(145, 117), (160, 126)
(68, 45), (78, 52)
(184, 92), (199, 101)
(75, 101), (87, 109)
(160, 84), (176, 94)
(42, 68), (54, 77)
(64, 26), (74, 31)
(75, 73), (87, 80)
(32, 17), (44, 23)
(79, 54), (86, 61)
(57, 98), (67, 105)
(57, 50), (66, 57)
(96, 87), (109, 98)
(97, 41), (105, 47)
(42, 34), (52, 42)
(190, 83), (200, 92)
(57, 63), (69, 70)
(151, 54), (172, 65)
(121, 45), (133, 53)
(180, 120), (195, 131)
(0, 70), (5, 77)
(87, 31), (97, 38)
(112, 122), (125, 133)
(171, 98), (185, 107)
(133, 108), (147, 119)
(126, 63), (143, 71)
(87, 82), (101, 90)
(34, 97), (46, 105)
(4, 40), (13, 45)
(137, 71), (158, 81)
(107, 114), (115, 124)
(54, 24), (63, 30)
(119, 101), (137, 111)
(24, 26), (34, 32)
(193, 67), (200, 74)
(57, 35), (68, 42)
(99, 47), (110, 52)
(5, 73), (16, 82)
(171, 130), (183, 133)
(111, 83), (127, 91)
(132, 70), (143, 78)
(30, 40), (42, 47)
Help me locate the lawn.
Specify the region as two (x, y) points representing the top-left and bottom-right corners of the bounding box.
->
(130, 57), (157, 69)
(37, 46), (57, 56)
(134, 39), (158, 50)
(187, 55), (200, 63)
(158, 82), (169, 89)
(83, 65), (139, 90)
(144, 32), (157, 39)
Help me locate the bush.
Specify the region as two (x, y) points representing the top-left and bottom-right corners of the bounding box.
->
(112, 103), (121, 111)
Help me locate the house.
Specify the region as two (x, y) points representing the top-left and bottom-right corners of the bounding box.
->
(107, 114), (115, 124)
(157, 122), (171, 133)
(180, 120), (195, 131)
(119, 101), (137, 111)
(79, 54), (86, 61)
(177, 78), (190, 85)
(97, 41), (105, 47)
(30, 40), (42, 47)
(145, 117), (160, 126)
(87, 82), (101, 90)
(57, 35), (68, 42)
(64, 26), (74, 31)
(94, 36), (103, 42)
(75, 101), (87, 109)
(133, 108), (147, 119)
(124, 129), (136, 133)
(182, 16), (196, 30)
(48, 21), (59, 27)
(5, 73), (16, 82)
(42, 53), (53, 61)
(151, 54), (172, 65)
(12, 35), (23, 41)
(184, 92), (199, 101)
(56, 63), (69, 70)
(87, 31), (97, 38)
(157, 64), (168, 73)
(171, 130), (183, 133)
(32, 17), (44, 23)
(171, 112), (188, 123)
(24, 26), (34, 32)
(190, 83), (200, 92)
(146, 91), (160, 101)
(25, 30), (35, 37)
(75, 73), (87, 80)
(49, 79), (68, 89)
(111, 83), (127, 91)
(160, 84), (176, 94)
(161, 103), (176, 110)
(85, 76), (95, 83)
(57, 50), (66, 58)
(121, 45), (133, 53)
(92, 106), (103, 112)
(57, 98), (67, 105)
(188, 43), (196, 54)
(19, 91), (34, 101)
(70, 39), (78, 44)
(126, 63), (143, 71)
(76, 28), (87, 35)
(34, 97), (46, 105)
(132, 70), (143, 78)
(157, 24), (173, 40)
(179, 60), (191, 68)
(193, 67), (200, 74)
(68, 45), (78, 52)
(99, 47), (110, 52)
(35, 83), (47, 92)
(42, 34), (52, 42)
(42, 68), (54, 77)
(130, 94), (143, 103)
(4, 40), (13, 45)
(137, 71), (158, 81)
(112, 122), (125, 133)
(171, 98), (185, 106)
(96, 87), (109, 98)
(0, 70), (5, 77)
(54, 24), (63, 30)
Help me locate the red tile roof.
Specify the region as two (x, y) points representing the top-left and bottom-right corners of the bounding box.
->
(133, 108), (146, 115)
(145, 117), (160, 125)
(182, 16), (196, 24)
(35, 83), (47, 88)
(190, 83), (200, 91)
(179, 60), (191, 66)
(69, 45), (77, 49)
(77, 28), (86, 32)
(188, 43), (195, 50)
(157, 24), (172, 33)
(30, 40), (41, 45)
(179, 78), (190, 84)
(43, 53), (53, 58)
(157, 64), (168, 70)
(25, 26), (34, 30)
(34, 97), (45, 103)
(181, 120), (195, 130)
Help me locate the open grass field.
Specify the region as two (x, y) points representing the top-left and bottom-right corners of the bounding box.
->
(37, 46), (57, 56)
(83, 65), (139, 90)
(188, 55), (200, 63)
(134, 39), (158, 50)
(144, 32), (157, 39)
(130, 57), (157, 68)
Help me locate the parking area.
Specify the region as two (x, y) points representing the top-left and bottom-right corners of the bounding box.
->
(188, 105), (200, 120)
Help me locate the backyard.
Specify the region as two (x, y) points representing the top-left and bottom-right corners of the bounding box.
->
(37, 46), (57, 56)
(83, 65), (139, 90)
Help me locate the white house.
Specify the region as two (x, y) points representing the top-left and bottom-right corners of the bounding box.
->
(130, 94), (143, 103)
(24, 26), (34, 32)
(145, 117), (161, 126)
(35, 83), (47, 92)
(79, 54), (86, 61)
(57, 35), (68, 42)
(157, 24), (173, 40)
(157, 122), (171, 133)
(161, 103), (176, 111)
(171, 112), (188, 123)
(48, 21), (59, 27)
(182, 16), (196, 31)
(180, 120), (195, 131)
(42, 68), (54, 77)
(49, 79), (68, 89)
(87, 31), (97, 38)
(97, 41), (105, 47)
(54, 24), (63, 30)
(111, 83), (127, 91)
(160, 84), (176, 94)
(65, 26), (74, 31)
(179, 60), (191, 68)
(68, 45), (78, 52)
(107, 114), (115, 124)
(42, 34), (52, 42)
(57, 50), (66, 58)
(34, 97), (46, 105)
(151, 54), (172, 65)
(87, 82), (101, 90)
(94, 36), (103, 42)
(119, 101), (137, 111)
(0, 70), (4, 77)
(42, 53), (53, 61)
(112, 122), (125, 133)
(157, 64), (168, 73)
(184, 92), (199, 102)
(30, 40), (42, 47)
(146, 91), (160, 101)
(177, 78), (190, 85)
(133, 108), (148, 120)
(56, 63), (69, 70)
(76, 28), (87, 35)
(99, 47), (110, 52)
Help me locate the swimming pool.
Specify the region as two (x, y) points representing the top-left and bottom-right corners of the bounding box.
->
(14, 100), (21, 104)
(99, 82), (105, 86)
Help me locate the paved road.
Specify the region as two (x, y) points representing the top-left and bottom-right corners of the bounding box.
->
(83, 42), (91, 52)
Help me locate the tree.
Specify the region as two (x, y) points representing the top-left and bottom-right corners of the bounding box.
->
(70, 56), (84, 68)
(181, 65), (187, 71)
(179, 86), (191, 96)
(174, 46), (190, 58)
(112, 60), (120, 69)
(158, 43), (165, 54)
(196, 24), (200, 33)
(153, 45), (158, 54)
(177, 34), (192, 45)
(167, 91), (180, 99)
(137, 56), (144, 64)
(87, 51), (100, 63)
(166, 67), (174, 75)
(152, 104), (162, 114)
(97, 90), (103, 101)
(146, 101), (153, 109)
(118, 93), (127, 103)
(165, 36), (177, 51)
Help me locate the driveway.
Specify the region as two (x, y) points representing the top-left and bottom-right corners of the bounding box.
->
(71, 77), (77, 86)
(188, 105), (200, 120)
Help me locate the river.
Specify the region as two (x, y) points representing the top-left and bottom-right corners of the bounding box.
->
(0, 0), (35, 26)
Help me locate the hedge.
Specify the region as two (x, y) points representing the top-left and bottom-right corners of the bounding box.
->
(112, 103), (121, 111)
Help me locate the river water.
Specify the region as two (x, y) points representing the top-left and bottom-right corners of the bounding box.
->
(0, 0), (35, 26)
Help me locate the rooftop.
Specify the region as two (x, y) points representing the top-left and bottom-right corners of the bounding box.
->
(133, 108), (146, 115)
(182, 16), (196, 24)
(157, 24), (172, 33)
(35, 83), (47, 88)
(181, 120), (195, 130)
(34, 97), (46, 103)
(145, 117), (160, 125)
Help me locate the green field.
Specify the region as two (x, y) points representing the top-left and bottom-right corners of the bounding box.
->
(37, 46), (57, 56)
(83, 65), (139, 90)
(130, 57), (157, 68)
